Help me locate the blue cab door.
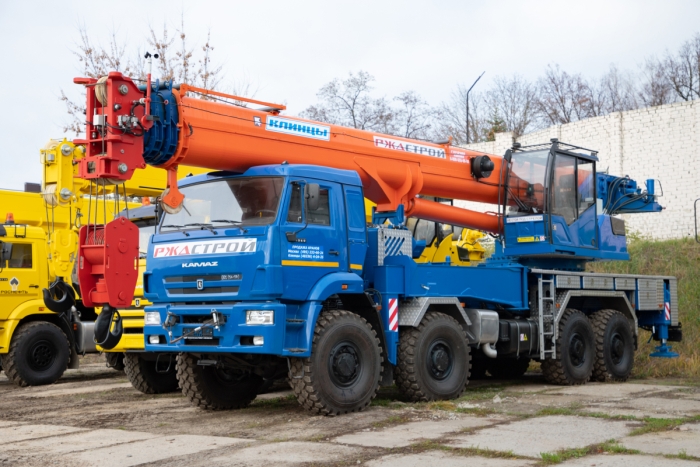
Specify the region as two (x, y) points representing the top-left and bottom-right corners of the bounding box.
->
(280, 179), (348, 300)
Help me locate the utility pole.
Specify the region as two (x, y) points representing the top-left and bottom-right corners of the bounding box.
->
(465, 71), (485, 144)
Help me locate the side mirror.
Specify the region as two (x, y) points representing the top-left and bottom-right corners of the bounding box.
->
(0, 242), (13, 263)
(305, 183), (320, 212)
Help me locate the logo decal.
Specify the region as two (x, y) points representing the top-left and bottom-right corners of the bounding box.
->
(266, 116), (330, 141)
(373, 136), (446, 159)
(9, 277), (19, 292)
(154, 239), (257, 258)
(253, 116), (262, 127)
(196, 279), (204, 290)
(182, 261), (219, 268)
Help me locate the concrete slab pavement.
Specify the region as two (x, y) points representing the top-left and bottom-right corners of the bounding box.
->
(449, 416), (635, 457)
(559, 454), (700, 466)
(210, 441), (364, 466)
(68, 434), (247, 467)
(334, 417), (505, 448)
(0, 424), (86, 445)
(620, 424), (700, 458)
(365, 451), (537, 467)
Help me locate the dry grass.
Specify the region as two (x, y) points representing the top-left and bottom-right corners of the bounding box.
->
(589, 237), (700, 378)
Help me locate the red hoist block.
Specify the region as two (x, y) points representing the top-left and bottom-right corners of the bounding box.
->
(78, 217), (139, 308)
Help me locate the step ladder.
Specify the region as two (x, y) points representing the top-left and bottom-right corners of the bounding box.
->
(538, 277), (557, 360)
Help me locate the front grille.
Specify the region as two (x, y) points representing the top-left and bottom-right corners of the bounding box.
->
(165, 274), (241, 283)
(168, 286), (239, 295)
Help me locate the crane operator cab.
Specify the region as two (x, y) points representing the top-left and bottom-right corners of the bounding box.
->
(501, 140), (661, 265)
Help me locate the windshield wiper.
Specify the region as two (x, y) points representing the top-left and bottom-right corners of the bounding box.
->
(183, 223), (219, 235)
(211, 219), (242, 224)
(161, 225), (190, 236)
(211, 219), (248, 233)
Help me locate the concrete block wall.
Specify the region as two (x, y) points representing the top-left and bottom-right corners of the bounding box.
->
(459, 100), (700, 240)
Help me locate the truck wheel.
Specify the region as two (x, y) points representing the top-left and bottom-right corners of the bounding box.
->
(487, 357), (531, 379)
(4, 322), (69, 387)
(176, 353), (262, 410)
(124, 353), (179, 394)
(289, 310), (382, 416)
(541, 309), (595, 385)
(396, 312), (470, 401)
(590, 310), (634, 382)
(105, 352), (125, 372)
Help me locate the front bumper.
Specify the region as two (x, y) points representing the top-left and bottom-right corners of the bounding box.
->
(144, 302), (293, 356)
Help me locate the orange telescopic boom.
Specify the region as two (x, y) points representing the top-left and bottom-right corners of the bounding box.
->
(75, 72), (504, 232)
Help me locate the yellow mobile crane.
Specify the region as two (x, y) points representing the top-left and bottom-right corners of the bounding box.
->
(0, 139), (205, 391)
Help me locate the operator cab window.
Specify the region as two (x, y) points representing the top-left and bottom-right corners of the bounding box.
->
(577, 159), (595, 215)
(3, 243), (32, 269)
(551, 154), (577, 225)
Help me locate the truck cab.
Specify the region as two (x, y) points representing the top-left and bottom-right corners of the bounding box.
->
(144, 165), (367, 353)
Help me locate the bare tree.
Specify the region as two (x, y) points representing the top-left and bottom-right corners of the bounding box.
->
(483, 75), (538, 137)
(300, 71), (394, 131)
(392, 91), (435, 139)
(433, 84), (487, 145)
(638, 58), (675, 107)
(585, 65), (639, 116)
(536, 64), (595, 125)
(663, 32), (700, 101)
(62, 20), (226, 135)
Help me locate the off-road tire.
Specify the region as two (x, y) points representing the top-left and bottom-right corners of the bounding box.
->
(289, 310), (382, 416)
(590, 309), (635, 382)
(395, 312), (471, 401)
(4, 322), (70, 387)
(176, 353), (262, 410)
(487, 357), (531, 379)
(124, 353), (179, 394)
(541, 309), (595, 385)
(105, 352), (125, 372)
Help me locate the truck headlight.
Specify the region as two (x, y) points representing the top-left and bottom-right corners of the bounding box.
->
(145, 312), (161, 325)
(246, 310), (274, 325)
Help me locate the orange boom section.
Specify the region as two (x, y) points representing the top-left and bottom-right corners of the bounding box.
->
(75, 72), (504, 234)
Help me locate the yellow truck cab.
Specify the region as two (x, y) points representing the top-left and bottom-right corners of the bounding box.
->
(0, 221), (79, 384)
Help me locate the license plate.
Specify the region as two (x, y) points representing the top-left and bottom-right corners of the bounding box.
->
(184, 327), (213, 339)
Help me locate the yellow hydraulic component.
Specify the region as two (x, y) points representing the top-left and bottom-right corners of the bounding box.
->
(416, 226), (486, 265)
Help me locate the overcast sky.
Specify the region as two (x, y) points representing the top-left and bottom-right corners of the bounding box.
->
(1, 0), (699, 190)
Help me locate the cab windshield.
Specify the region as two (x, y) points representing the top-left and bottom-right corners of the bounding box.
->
(506, 149), (549, 216)
(160, 177), (284, 232)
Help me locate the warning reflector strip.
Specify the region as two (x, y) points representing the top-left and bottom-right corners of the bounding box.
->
(388, 298), (398, 331)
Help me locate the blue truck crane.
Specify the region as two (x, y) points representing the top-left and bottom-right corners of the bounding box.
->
(72, 73), (682, 415)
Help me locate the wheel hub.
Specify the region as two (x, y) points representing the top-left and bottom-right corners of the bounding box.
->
(568, 333), (586, 367)
(329, 341), (361, 387)
(610, 333), (625, 364)
(427, 340), (453, 380)
(28, 339), (56, 372)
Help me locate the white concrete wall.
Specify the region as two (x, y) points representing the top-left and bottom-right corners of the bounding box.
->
(460, 100), (700, 240)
